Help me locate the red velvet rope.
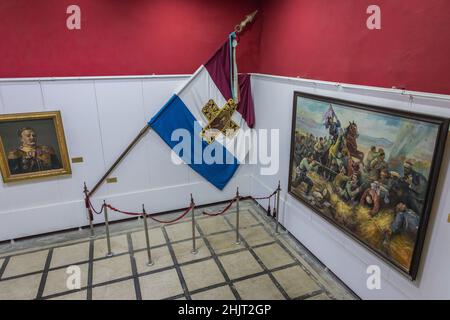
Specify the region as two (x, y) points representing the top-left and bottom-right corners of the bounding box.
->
(147, 204), (194, 224)
(84, 197), (94, 221)
(87, 197), (105, 215)
(250, 189), (277, 201)
(106, 204), (141, 216)
(202, 198), (236, 217)
(84, 187), (278, 224)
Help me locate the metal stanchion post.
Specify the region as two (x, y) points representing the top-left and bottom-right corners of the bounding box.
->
(191, 194), (198, 255)
(275, 181), (281, 234)
(142, 204), (154, 266)
(103, 200), (114, 257)
(83, 182), (95, 238)
(235, 187), (241, 245)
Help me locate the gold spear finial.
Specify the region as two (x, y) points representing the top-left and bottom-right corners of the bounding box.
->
(235, 10), (258, 34)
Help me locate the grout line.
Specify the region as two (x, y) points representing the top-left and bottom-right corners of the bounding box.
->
(127, 233), (142, 300)
(293, 289), (325, 300)
(195, 217), (242, 300)
(222, 213), (290, 300)
(162, 293), (188, 301)
(187, 281), (230, 297)
(86, 239), (94, 300)
(36, 249), (53, 299)
(0, 257), (9, 279)
(161, 226), (191, 300)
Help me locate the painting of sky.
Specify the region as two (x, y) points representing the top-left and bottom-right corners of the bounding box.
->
(297, 97), (439, 164)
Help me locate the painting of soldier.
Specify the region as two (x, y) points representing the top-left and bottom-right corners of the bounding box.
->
(288, 92), (449, 279)
(0, 111), (71, 183)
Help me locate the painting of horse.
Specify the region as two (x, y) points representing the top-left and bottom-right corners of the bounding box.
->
(288, 92), (449, 280)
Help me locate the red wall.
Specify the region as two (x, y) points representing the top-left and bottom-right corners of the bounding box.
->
(258, 0), (450, 94)
(1, 0), (449, 95)
(0, 0), (261, 77)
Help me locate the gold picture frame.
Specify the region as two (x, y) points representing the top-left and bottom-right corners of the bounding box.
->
(0, 111), (71, 183)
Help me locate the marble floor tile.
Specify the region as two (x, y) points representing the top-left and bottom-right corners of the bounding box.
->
(197, 215), (232, 235)
(2, 250), (48, 278)
(43, 263), (89, 297)
(240, 226), (274, 247)
(219, 251), (263, 280)
(181, 259), (225, 292)
(134, 246), (173, 274)
(94, 234), (129, 259)
(172, 238), (211, 264)
(51, 242), (90, 268)
(92, 279), (136, 300)
(92, 254), (132, 285)
(234, 275), (284, 300)
(207, 231), (244, 254)
(0, 273), (42, 300)
(272, 265), (321, 299)
(165, 221), (200, 243)
(140, 269), (183, 300)
(253, 243), (295, 270)
(130, 228), (166, 251)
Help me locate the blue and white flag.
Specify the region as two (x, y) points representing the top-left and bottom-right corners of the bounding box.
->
(148, 33), (255, 190)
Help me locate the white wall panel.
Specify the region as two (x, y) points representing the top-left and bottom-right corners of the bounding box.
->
(0, 82), (61, 212)
(0, 88), (5, 113)
(40, 80), (107, 201)
(94, 79), (151, 195)
(141, 78), (191, 188)
(0, 75), (252, 242)
(1, 82), (45, 113)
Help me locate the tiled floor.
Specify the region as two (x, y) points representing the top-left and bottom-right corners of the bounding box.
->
(0, 200), (358, 300)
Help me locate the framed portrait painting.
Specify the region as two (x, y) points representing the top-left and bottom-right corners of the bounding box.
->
(0, 111), (71, 183)
(288, 92), (449, 279)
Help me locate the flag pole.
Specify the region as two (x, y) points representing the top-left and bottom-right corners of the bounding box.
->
(87, 10), (258, 198)
(88, 125), (150, 197)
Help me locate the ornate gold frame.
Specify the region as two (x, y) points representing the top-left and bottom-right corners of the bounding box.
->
(0, 111), (71, 183)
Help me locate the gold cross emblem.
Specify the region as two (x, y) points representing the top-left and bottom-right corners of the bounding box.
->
(200, 99), (240, 144)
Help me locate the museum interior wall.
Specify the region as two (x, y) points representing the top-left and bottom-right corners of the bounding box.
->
(0, 0), (262, 77)
(1, 0), (450, 300)
(250, 74), (450, 299)
(0, 77), (254, 240)
(258, 0), (450, 94)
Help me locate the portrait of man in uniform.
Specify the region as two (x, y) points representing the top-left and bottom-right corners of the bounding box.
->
(8, 127), (62, 174)
(0, 111), (71, 182)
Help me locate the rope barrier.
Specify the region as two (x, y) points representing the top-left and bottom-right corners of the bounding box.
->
(147, 204), (194, 224)
(106, 204), (141, 217)
(202, 198), (236, 217)
(84, 186), (278, 224)
(250, 189), (277, 201)
(86, 197), (106, 215)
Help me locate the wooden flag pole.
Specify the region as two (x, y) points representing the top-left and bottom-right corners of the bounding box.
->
(88, 125), (150, 197)
(87, 11), (257, 198)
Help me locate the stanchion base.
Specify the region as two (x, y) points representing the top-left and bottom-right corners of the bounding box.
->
(106, 252), (114, 257)
(147, 261), (154, 267)
(191, 249), (198, 255)
(235, 241), (241, 245)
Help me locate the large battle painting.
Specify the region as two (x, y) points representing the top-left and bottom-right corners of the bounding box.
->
(288, 92), (448, 279)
